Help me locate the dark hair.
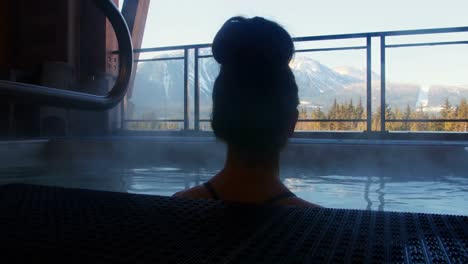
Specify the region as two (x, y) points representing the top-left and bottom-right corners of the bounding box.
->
(211, 16), (299, 153)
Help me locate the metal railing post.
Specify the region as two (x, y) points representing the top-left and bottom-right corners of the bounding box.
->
(194, 48), (200, 131)
(183, 49), (190, 130)
(380, 36), (386, 132)
(366, 36), (372, 132)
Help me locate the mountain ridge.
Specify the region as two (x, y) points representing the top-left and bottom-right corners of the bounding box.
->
(130, 55), (468, 118)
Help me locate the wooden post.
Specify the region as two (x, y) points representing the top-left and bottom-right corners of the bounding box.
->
(121, 0), (150, 99)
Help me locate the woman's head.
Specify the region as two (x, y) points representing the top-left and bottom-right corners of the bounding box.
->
(211, 16), (299, 154)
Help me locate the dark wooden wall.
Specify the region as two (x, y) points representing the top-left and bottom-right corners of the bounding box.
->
(0, 0), (70, 137)
(9, 0), (69, 78)
(0, 0), (123, 137)
(0, 0), (11, 80)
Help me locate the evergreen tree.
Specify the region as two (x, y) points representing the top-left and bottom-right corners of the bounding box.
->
(440, 98), (452, 118)
(356, 98), (364, 119)
(402, 104), (412, 131)
(372, 106), (381, 131)
(328, 98), (338, 130)
(356, 97), (365, 131)
(390, 107), (404, 131)
(411, 104), (429, 131)
(428, 112), (444, 131)
(441, 98), (457, 131)
(296, 107), (309, 131)
(316, 107), (327, 130)
(455, 98), (467, 132)
(344, 99), (354, 130)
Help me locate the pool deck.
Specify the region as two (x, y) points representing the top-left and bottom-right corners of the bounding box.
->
(1, 183), (466, 263)
(0, 135), (467, 146)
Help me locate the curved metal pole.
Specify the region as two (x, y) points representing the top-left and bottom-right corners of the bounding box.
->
(0, 0), (133, 110)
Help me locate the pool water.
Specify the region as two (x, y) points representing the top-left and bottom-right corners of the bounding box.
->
(1, 163), (466, 215)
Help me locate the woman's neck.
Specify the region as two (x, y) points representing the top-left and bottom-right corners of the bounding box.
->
(209, 147), (287, 202)
(225, 147), (280, 180)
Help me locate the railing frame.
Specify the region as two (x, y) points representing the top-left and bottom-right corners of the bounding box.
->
(123, 26), (468, 136)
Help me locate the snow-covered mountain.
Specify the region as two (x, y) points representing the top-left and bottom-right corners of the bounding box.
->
(131, 55), (365, 116)
(129, 54), (467, 118)
(333, 66), (380, 81)
(290, 57), (362, 98)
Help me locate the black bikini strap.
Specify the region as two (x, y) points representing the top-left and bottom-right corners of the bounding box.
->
(264, 191), (296, 205)
(203, 182), (220, 200)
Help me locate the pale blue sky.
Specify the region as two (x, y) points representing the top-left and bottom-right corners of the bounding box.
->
(141, 0), (468, 47)
(132, 0), (468, 86)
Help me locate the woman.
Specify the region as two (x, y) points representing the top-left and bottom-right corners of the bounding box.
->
(174, 16), (319, 207)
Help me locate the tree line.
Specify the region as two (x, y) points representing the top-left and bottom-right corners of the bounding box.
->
(295, 97), (467, 132)
(128, 97), (467, 132)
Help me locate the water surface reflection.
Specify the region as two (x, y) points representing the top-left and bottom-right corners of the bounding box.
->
(0, 165), (466, 215)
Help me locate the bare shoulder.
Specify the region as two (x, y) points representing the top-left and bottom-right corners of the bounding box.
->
(172, 185), (212, 200)
(279, 196), (322, 208)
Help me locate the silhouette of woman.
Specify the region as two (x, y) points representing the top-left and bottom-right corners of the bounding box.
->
(174, 16), (319, 207)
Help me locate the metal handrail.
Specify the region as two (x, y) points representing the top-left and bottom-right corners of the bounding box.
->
(0, 0), (133, 110)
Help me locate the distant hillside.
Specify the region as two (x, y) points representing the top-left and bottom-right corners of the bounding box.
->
(428, 85), (468, 110)
(129, 54), (468, 119)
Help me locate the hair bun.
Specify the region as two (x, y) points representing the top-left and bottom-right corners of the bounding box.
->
(212, 17), (294, 67)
